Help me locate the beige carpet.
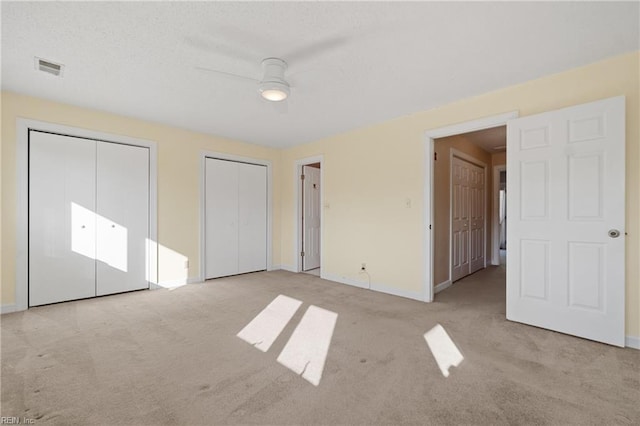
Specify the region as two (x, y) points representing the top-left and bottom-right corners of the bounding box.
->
(2, 266), (639, 425)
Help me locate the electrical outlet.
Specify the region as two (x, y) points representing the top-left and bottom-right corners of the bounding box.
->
(361, 263), (366, 271)
(184, 259), (189, 269)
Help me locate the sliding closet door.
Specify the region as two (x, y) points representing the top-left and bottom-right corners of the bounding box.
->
(29, 131), (97, 306)
(238, 162), (267, 274)
(96, 142), (150, 296)
(205, 158), (240, 279)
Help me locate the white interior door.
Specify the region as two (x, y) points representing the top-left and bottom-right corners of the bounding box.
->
(96, 142), (149, 296)
(507, 96), (625, 347)
(29, 131), (97, 306)
(451, 157), (470, 281)
(303, 165), (321, 271)
(238, 162), (267, 274)
(205, 158), (240, 279)
(469, 163), (485, 273)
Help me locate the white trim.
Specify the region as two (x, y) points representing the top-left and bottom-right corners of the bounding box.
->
(1, 304), (20, 314)
(15, 118), (158, 312)
(626, 336), (640, 350)
(492, 165), (507, 265)
(278, 264), (298, 273)
(434, 280), (452, 294)
(154, 277), (202, 289)
(321, 272), (423, 302)
(294, 155), (324, 273)
(424, 111), (518, 303)
(199, 151), (273, 282)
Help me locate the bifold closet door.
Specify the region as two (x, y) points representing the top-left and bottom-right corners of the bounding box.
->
(205, 159), (240, 279)
(205, 158), (267, 279)
(238, 162), (267, 274)
(29, 131), (97, 306)
(96, 142), (149, 296)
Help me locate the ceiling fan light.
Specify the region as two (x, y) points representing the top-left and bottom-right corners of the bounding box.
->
(258, 80), (290, 102)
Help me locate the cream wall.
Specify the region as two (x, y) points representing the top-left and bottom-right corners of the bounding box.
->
(433, 135), (492, 286)
(279, 51), (640, 338)
(1, 92), (281, 304)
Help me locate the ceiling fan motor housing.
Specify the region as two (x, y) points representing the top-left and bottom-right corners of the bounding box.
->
(258, 58), (290, 101)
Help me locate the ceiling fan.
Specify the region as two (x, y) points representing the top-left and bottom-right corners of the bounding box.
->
(196, 57), (292, 103)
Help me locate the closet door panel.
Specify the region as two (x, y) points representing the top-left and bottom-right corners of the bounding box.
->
(29, 131), (97, 306)
(238, 163), (267, 274)
(205, 159), (240, 278)
(96, 142), (150, 296)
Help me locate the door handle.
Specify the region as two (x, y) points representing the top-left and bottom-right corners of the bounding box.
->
(608, 229), (621, 238)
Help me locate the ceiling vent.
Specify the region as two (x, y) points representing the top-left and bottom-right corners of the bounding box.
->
(35, 57), (64, 77)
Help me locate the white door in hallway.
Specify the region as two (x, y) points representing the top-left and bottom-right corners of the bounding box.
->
(452, 156), (485, 282)
(302, 165), (321, 271)
(506, 96), (625, 347)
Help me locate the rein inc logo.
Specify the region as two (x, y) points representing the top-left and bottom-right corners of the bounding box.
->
(0, 418), (35, 424)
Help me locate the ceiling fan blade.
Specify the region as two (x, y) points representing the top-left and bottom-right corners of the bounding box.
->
(285, 35), (349, 68)
(195, 66), (260, 82)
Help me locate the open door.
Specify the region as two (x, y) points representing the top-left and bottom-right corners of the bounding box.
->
(506, 96), (625, 346)
(302, 165), (321, 271)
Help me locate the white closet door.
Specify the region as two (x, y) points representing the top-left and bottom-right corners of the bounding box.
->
(96, 142), (149, 296)
(238, 162), (267, 274)
(29, 131), (97, 306)
(451, 157), (470, 281)
(469, 163), (485, 273)
(205, 158), (240, 278)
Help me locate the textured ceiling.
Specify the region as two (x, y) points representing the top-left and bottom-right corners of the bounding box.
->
(2, 2), (638, 148)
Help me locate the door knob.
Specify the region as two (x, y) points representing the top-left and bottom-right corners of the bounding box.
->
(608, 229), (621, 238)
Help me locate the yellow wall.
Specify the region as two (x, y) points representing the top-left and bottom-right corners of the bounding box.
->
(433, 135), (492, 286)
(1, 92), (282, 302)
(279, 51), (640, 337)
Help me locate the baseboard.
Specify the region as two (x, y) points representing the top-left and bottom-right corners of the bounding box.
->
(152, 277), (201, 289)
(626, 335), (640, 350)
(278, 264), (298, 273)
(434, 279), (452, 294)
(1, 304), (21, 314)
(321, 272), (423, 302)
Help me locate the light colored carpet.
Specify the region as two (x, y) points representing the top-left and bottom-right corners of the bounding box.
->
(2, 265), (639, 425)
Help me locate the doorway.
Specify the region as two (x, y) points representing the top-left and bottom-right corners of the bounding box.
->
(295, 156), (323, 275)
(427, 116), (513, 298)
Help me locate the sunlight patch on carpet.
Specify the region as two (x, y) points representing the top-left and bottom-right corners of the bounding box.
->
(424, 324), (464, 377)
(237, 295), (302, 352)
(277, 305), (338, 386)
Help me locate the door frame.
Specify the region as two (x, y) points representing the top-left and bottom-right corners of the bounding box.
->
(449, 149), (488, 282)
(294, 155), (324, 273)
(199, 151), (273, 282)
(491, 164), (507, 265)
(424, 111), (518, 302)
(14, 119), (158, 313)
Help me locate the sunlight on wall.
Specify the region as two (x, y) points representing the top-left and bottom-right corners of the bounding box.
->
(424, 324), (464, 378)
(277, 305), (338, 386)
(145, 238), (189, 289)
(237, 295), (303, 352)
(71, 202), (127, 272)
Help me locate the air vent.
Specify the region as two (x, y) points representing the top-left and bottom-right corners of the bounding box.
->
(35, 57), (64, 77)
